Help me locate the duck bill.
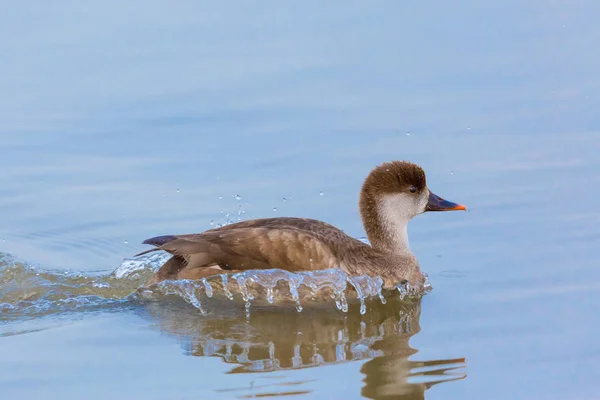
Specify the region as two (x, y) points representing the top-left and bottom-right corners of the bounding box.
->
(425, 191), (466, 211)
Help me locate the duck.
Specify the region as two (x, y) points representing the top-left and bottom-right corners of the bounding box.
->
(136, 161), (466, 290)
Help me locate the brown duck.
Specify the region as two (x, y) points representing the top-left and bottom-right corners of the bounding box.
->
(137, 161), (466, 289)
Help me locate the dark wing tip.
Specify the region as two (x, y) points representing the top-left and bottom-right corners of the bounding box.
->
(142, 235), (178, 247)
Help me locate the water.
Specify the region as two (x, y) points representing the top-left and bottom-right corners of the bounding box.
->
(0, 253), (414, 319)
(2, 1), (600, 399)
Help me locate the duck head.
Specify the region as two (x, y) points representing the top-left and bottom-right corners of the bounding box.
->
(359, 161), (465, 254)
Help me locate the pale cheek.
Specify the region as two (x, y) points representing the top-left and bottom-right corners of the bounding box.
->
(401, 197), (422, 217)
(417, 195), (428, 213)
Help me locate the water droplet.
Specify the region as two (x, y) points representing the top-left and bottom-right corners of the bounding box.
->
(179, 281), (206, 315)
(423, 273), (432, 291)
(397, 282), (408, 300)
(273, 207), (277, 212)
(319, 191), (324, 196)
(210, 220), (215, 226)
(221, 275), (234, 300)
(450, 170), (454, 175)
(176, 189), (180, 193)
(288, 277), (303, 312)
(234, 194), (242, 200)
(467, 126), (471, 130)
(218, 196), (223, 200)
(245, 301), (251, 318)
(237, 204), (246, 219)
(406, 132), (411, 136)
(340, 299), (348, 312)
(234, 274), (254, 302)
(201, 278), (213, 298)
(282, 197), (287, 202)
(359, 301), (366, 314)
(374, 276), (386, 304)
(347, 276), (367, 314)
(124, 240), (128, 244)
(334, 289), (349, 312)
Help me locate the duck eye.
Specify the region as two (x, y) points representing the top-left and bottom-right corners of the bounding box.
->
(409, 186), (417, 193)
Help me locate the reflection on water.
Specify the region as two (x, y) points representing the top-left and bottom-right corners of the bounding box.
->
(141, 296), (466, 399)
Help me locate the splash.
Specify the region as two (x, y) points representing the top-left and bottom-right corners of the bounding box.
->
(347, 275), (387, 314)
(0, 252), (165, 319)
(140, 267), (421, 316)
(112, 252), (171, 279)
(201, 278), (213, 298)
(220, 274), (234, 300)
(0, 260), (136, 320)
(1, 251), (428, 320)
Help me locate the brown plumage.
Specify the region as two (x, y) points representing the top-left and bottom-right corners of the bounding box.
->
(137, 161), (466, 289)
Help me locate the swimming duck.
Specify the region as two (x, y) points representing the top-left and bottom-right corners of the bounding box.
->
(137, 161), (465, 289)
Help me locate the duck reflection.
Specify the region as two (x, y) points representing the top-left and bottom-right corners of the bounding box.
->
(140, 296), (465, 399)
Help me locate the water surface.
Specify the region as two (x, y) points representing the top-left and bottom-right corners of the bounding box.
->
(2, 1), (600, 399)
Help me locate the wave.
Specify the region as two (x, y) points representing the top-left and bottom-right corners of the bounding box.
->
(0, 251), (430, 321)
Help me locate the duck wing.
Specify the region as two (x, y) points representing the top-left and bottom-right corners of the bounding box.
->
(137, 218), (352, 282)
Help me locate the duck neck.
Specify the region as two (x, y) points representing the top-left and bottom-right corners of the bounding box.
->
(360, 194), (413, 255)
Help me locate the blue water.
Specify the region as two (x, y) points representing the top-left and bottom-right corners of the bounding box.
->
(2, 1), (600, 399)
